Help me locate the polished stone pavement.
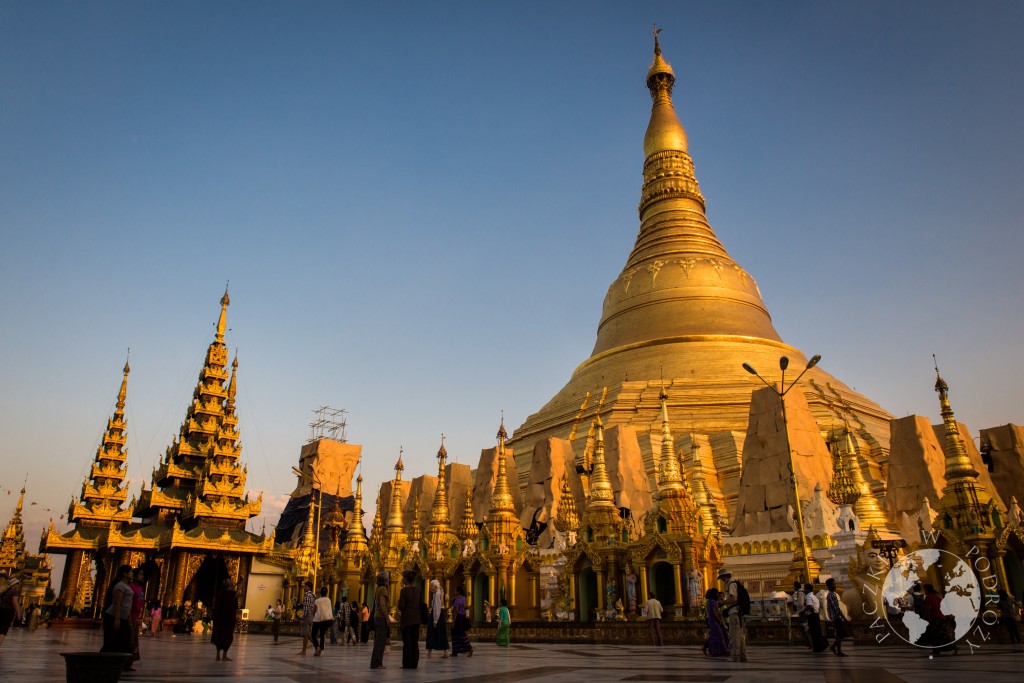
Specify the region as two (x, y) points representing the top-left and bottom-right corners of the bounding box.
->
(0, 628), (1020, 683)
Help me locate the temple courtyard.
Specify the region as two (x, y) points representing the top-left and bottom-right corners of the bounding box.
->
(0, 628), (1019, 683)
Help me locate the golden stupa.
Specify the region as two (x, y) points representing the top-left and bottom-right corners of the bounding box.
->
(509, 33), (893, 507)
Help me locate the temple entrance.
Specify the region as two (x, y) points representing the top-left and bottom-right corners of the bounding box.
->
(473, 572), (489, 624)
(184, 555), (230, 612)
(651, 562), (675, 606)
(139, 558), (161, 606)
(578, 566), (598, 622)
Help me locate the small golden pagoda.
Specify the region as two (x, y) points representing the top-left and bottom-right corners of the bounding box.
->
(336, 473), (369, 597)
(929, 365), (1010, 587)
(1, 484), (53, 608)
(565, 415), (629, 619)
(424, 437), (460, 576)
(375, 452), (410, 602)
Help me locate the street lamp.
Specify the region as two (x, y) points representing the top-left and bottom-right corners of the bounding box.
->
(292, 465), (323, 590)
(742, 354), (821, 584)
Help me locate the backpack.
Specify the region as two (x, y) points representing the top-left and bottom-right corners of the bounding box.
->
(730, 580), (752, 616)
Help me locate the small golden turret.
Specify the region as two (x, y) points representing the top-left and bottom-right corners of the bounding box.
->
(458, 488), (478, 540)
(368, 492), (383, 554)
(410, 496), (423, 543)
(656, 390), (684, 491)
(386, 450), (405, 532)
(215, 284), (230, 343)
(342, 474), (368, 556)
(430, 436), (451, 527)
(553, 473), (579, 534)
(827, 429), (861, 508)
(588, 416), (615, 509)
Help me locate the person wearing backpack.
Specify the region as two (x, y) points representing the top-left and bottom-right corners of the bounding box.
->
(718, 569), (747, 662)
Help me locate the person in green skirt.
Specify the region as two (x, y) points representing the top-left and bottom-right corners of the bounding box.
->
(496, 598), (511, 646)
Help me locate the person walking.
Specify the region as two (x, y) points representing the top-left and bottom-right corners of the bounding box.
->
(718, 569), (747, 662)
(703, 588), (728, 657)
(0, 574), (24, 650)
(346, 600), (359, 644)
(149, 601), (162, 637)
(791, 581), (811, 649)
(329, 601), (340, 645)
(129, 567), (145, 664)
(298, 581), (316, 656)
(803, 583), (827, 652)
(643, 591), (664, 646)
(496, 598), (511, 646)
(212, 579), (238, 662)
(397, 570), (422, 669)
(370, 572), (391, 669)
(312, 587), (333, 656)
(100, 564), (135, 671)
(270, 600), (283, 644)
(824, 578), (850, 656)
(450, 585), (473, 657)
(339, 599), (351, 644)
(425, 579), (449, 658)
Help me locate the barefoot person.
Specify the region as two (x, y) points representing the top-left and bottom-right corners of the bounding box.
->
(425, 580), (449, 658)
(212, 579), (238, 662)
(298, 581), (316, 656)
(370, 572), (391, 670)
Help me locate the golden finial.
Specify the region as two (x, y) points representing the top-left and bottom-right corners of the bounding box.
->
(652, 23), (662, 53)
(430, 435), (451, 528)
(215, 283), (230, 342)
(395, 447), (404, 476)
(226, 351), (238, 405)
(490, 419), (516, 515)
(656, 387), (684, 490)
(386, 452), (405, 532)
(116, 351), (130, 411)
(497, 412), (508, 446)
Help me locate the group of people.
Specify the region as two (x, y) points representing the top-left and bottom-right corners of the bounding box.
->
(790, 579), (851, 657)
(99, 564), (240, 668)
(367, 570), (490, 670)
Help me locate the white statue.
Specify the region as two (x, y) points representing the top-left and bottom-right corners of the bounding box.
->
(1009, 497), (1022, 528)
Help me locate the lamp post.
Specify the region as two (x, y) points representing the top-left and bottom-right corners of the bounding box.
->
(292, 465), (323, 590)
(742, 354), (821, 584)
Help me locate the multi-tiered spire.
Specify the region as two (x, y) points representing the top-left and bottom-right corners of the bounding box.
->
(484, 417), (520, 553)
(69, 359), (134, 527)
(136, 288), (260, 530)
(553, 473), (580, 539)
(0, 484), (27, 573)
(933, 362), (995, 535)
(581, 416), (624, 544)
(341, 474), (368, 557)
(386, 450), (405, 533)
(426, 436), (457, 561)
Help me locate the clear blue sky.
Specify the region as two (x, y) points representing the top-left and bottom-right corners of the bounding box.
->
(2, 2), (1022, 587)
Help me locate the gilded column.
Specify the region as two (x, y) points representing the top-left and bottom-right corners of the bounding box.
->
(59, 549), (84, 610)
(596, 571), (606, 611)
(171, 551), (189, 608)
(639, 566), (649, 604)
(672, 564), (683, 614)
(508, 569), (517, 609)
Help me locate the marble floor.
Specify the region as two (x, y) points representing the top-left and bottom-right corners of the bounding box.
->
(0, 628), (1020, 683)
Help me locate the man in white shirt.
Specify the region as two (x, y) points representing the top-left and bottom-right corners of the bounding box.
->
(803, 583), (827, 652)
(643, 592), (664, 646)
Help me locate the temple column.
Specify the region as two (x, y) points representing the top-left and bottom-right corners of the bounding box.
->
(237, 555), (251, 607)
(596, 570), (606, 611)
(488, 573), (496, 605)
(508, 568), (516, 609)
(672, 563), (684, 616)
(639, 564), (649, 603)
(59, 549), (84, 613)
(171, 551), (189, 608)
(568, 572), (577, 618)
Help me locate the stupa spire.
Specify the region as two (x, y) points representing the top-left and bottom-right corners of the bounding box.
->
(430, 436), (451, 528)
(70, 360), (133, 526)
(216, 283), (230, 343)
(932, 359), (994, 535)
(458, 489), (478, 540)
(386, 450), (405, 532)
(553, 473), (579, 534)
(933, 359), (979, 482)
(587, 416), (615, 509)
(343, 473), (368, 554)
(490, 424), (516, 516)
(656, 389), (684, 490)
